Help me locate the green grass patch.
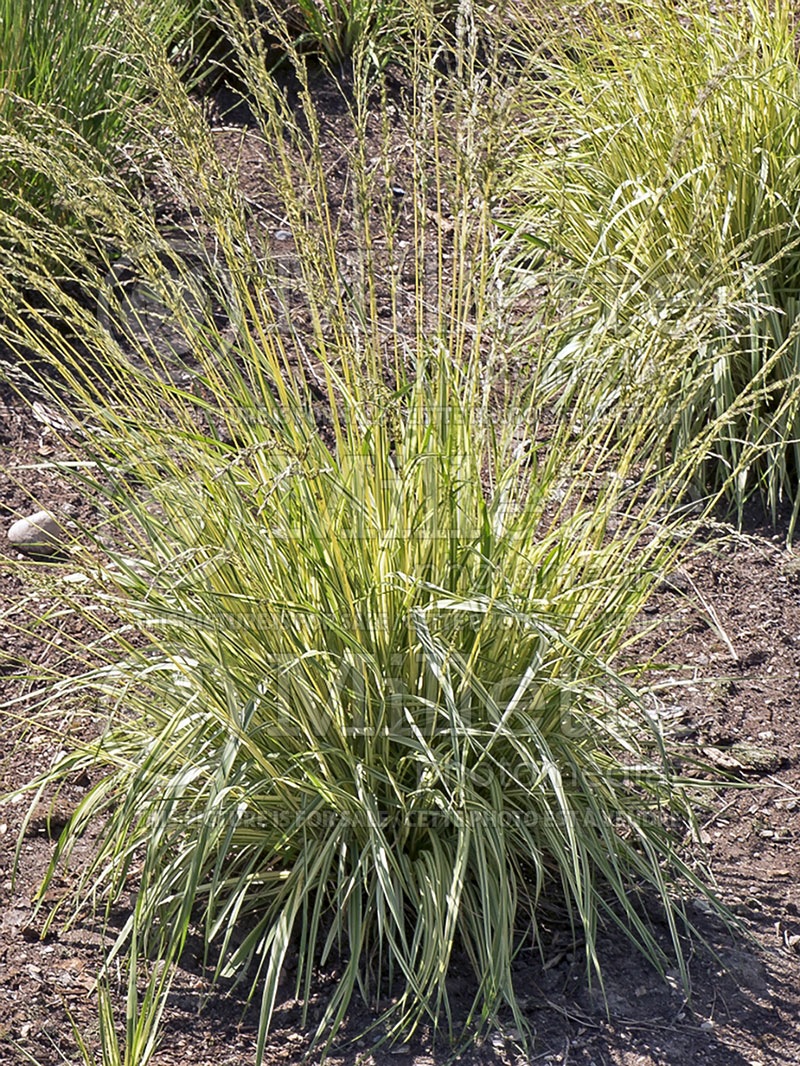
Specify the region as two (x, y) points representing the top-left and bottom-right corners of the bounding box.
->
(509, 0), (800, 530)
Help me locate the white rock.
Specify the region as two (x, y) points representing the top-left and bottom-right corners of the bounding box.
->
(7, 510), (65, 554)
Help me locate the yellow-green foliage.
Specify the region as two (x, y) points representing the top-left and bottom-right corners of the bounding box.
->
(1, 4), (732, 1058)
(511, 0), (800, 529)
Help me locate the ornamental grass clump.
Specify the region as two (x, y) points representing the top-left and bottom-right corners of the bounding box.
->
(2, 3), (730, 1056)
(265, 0), (406, 64)
(510, 0), (800, 531)
(0, 0), (219, 225)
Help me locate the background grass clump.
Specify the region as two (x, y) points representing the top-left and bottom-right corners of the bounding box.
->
(0, 1), (736, 1060)
(265, 0), (407, 64)
(0, 0), (226, 230)
(510, 0), (800, 530)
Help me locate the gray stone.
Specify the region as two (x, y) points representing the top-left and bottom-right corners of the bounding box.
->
(7, 510), (65, 555)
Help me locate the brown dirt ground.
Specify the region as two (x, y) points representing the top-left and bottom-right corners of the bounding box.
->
(2, 67), (800, 1066)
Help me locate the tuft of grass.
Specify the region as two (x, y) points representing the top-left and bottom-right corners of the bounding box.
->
(1, 3), (733, 1057)
(508, 0), (800, 533)
(0, 0), (225, 219)
(1, 0), (209, 143)
(10, 923), (175, 1066)
(266, 0), (406, 64)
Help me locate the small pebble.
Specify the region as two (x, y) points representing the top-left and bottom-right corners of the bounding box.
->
(274, 229), (292, 241)
(7, 510), (65, 554)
